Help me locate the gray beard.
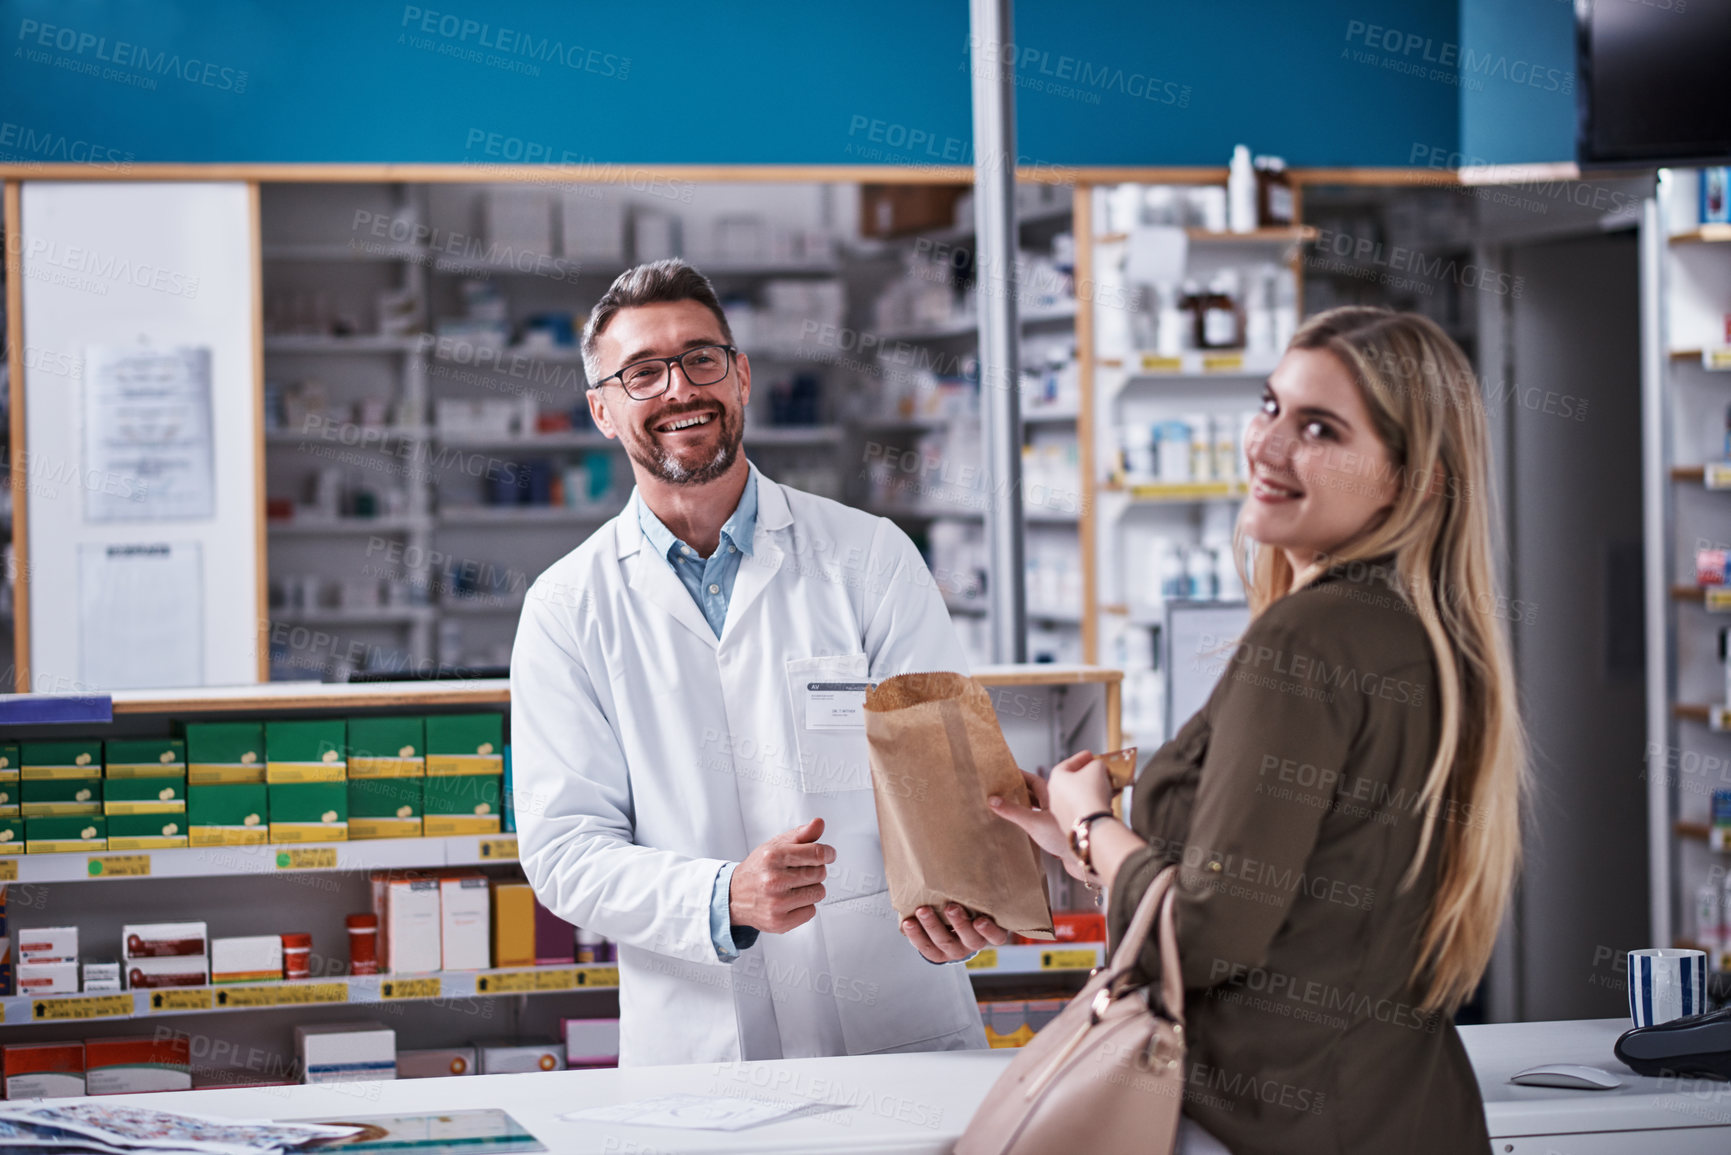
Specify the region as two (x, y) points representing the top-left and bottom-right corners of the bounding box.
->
(628, 408), (743, 486)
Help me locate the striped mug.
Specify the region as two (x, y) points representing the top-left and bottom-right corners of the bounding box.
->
(1627, 948), (1708, 1028)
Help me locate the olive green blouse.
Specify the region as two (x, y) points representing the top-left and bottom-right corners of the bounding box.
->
(1108, 559), (1489, 1155)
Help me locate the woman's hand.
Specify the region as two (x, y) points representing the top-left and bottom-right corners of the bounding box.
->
(990, 761), (1097, 883)
(1044, 749), (1115, 833)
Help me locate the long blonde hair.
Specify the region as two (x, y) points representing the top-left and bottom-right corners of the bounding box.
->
(1238, 307), (1526, 1014)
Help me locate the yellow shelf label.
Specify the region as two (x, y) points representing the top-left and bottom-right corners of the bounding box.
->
(1127, 481), (1235, 501)
(572, 966), (619, 987)
(964, 949), (1000, 971)
(214, 982), (347, 1009)
(33, 994), (133, 1021)
(1707, 589), (1731, 613)
(1705, 347), (1731, 371)
(1040, 948), (1098, 971)
(478, 837), (518, 861)
(1705, 464), (1731, 490)
(379, 977), (441, 1000)
(475, 969), (540, 995)
(1711, 707), (1730, 734)
(87, 854), (150, 878)
(149, 988), (214, 1013)
(0, 860), (18, 882)
(276, 847), (338, 870)
(1138, 354), (1183, 373)
(1202, 353), (1245, 372)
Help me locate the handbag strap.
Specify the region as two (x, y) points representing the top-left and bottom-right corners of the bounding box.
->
(1104, 864), (1186, 1026)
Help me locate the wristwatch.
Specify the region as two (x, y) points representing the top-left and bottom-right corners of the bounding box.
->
(1068, 810), (1117, 879)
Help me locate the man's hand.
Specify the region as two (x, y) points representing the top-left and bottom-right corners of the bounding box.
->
(901, 904), (1010, 963)
(729, 817), (834, 934)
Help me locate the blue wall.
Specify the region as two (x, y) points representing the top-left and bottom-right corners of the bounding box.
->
(0, 0), (1572, 168)
(1457, 0), (1577, 165)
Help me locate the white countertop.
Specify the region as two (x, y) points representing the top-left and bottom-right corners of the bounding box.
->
(53, 1019), (1731, 1153)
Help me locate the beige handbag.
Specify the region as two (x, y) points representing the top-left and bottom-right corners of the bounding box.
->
(956, 865), (1186, 1155)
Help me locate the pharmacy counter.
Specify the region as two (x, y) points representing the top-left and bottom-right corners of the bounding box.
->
(82, 1018), (1731, 1154)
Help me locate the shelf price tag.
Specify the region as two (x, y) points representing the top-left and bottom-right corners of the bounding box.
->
(1711, 707), (1730, 733)
(0, 861), (18, 883)
(964, 949), (1000, 971)
(87, 854), (150, 878)
(276, 847), (337, 870)
(1713, 826), (1729, 853)
(1706, 590), (1731, 614)
(1138, 354), (1182, 373)
(1705, 464), (1731, 490)
(1040, 948), (1099, 971)
(1703, 348), (1731, 371)
(150, 989), (213, 1014)
(475, 970), (540, 995)
(478, 837), (518, 861)
(33, 994), (134, 1021)
(214, 982), (347, 1009)
(1202, 353), (1245, 373)
(379, 977), (440, 1001)
(572, 966), (618, 988)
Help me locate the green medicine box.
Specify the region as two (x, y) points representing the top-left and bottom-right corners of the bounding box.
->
(21, 740), (102, 781)
(268, 781), (348, 843)
(348, 778), (423, 839)
(188, 783), (268, 845)
(103, 777), (186, 815)
(104, 738), (187, 778)
(107, 813), (189, 850)
(425, 714), (504, 776)
(347, 716), (426, 779)
(184, 722), (265, 785)
(422, 773), (502, 836)
(0, 742), (19, 781)
(265, 719), (347, 783)
(21, 778), (102, 817)
(0, 816), (21, 851)
(26, 815), (106, 853)
(0, 779), (17, 813)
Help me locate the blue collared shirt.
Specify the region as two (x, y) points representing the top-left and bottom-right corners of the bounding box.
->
(634, 472), (762, 962)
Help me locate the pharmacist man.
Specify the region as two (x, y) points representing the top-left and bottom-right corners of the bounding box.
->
(511, 259), (1001, 1065)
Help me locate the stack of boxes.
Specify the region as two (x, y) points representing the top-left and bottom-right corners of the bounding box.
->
(104, 738), (189, 849)
(123, 922), (209, 990)
(22, 740), (104, 852)
(424, 715), (504, 836)
(0, 711), (510, 855)
(264, 719), (348, 842)
(2, 1034), (194, 1098)
(186, 722), (268, 845)
(348, 717), (425, 839)
(16, 926), (78, 995)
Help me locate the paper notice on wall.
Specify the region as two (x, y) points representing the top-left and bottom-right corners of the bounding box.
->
(77, 542), (203, 689)
(83, 345), (216, 523)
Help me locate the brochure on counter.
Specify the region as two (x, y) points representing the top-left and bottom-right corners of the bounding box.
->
(0, 1103), (360, 1155)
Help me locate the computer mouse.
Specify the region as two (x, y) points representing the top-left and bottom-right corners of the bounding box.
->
(1509, 1064), (1623, 1090)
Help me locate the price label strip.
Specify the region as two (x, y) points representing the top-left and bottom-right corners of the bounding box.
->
(1703, 348), (1731, 372)
(87, 854), (150, 878)
(276, 847), (337, 870)
(1040, 948), (1100, 971)
(0, 861), (17, 883)
(214, 982), (347, 1009)
(1707, 589), (1731, 614)
(33, 994), (135, 1021)
(1138, 355), (1183, 373)
(1202, 352), (1246, 373)
(478, 837), (518, 861)
(379, 977), (441, 1001)
(964, 949), (1000, 971)
(475, 969), (539, 995)
(1704, 463), (1731, 490)
(150, 989), (214, 1013)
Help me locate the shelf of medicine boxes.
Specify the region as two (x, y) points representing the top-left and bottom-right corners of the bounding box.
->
(873, 300), (1077, 344)
(1, 965), (620, 1027)
(1095, 226), (1317, 247)
(0, 941), (1109, 1029)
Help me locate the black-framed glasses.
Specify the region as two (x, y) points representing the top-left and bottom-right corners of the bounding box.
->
(591, 344), (736, 400)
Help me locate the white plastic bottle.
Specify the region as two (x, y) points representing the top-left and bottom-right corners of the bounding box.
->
(1228, 144), (1257, 234)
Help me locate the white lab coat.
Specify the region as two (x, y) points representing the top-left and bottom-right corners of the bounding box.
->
(510, 467), (987, 1066)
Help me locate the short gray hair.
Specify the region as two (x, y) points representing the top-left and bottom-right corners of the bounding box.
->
(582, 259), (734, 387)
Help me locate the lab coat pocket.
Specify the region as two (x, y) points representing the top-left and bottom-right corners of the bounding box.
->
(819, 890), (974, 1055)
(785, 653), (873, 793)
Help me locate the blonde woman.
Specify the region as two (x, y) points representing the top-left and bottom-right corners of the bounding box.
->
(993, 308), (1524, 1155)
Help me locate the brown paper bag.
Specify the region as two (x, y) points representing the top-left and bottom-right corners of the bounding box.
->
(864, 671), (1054, 939)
